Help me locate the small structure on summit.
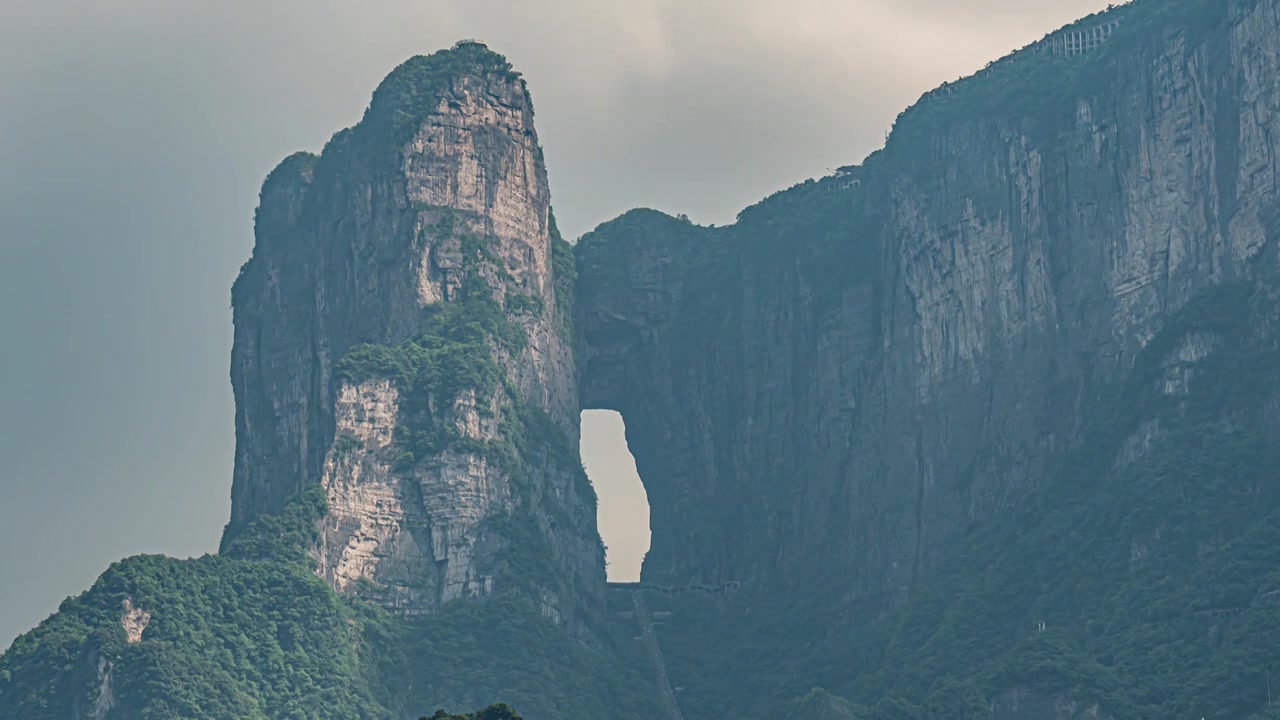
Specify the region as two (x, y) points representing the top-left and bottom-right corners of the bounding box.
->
(1032, 20), (1120, 57)
(919, 15), (1124, 107)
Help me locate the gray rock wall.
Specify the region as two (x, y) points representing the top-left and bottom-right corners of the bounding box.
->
(227, 48), (598, 618)
(577, 0), (1280, 605)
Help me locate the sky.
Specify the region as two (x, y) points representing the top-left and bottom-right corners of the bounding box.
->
(0, 0), (1113, 649)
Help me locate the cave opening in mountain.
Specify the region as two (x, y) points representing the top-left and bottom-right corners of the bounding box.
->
(579, 409), (650, 582)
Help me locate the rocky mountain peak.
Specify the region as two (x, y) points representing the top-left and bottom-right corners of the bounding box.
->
(8, 4), (1280, 718)
(225, 40), (593, 618)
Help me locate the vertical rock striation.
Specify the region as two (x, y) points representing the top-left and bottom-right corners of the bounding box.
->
(227, 42), (599, 618)
(575, 4), (1280, 716)
(10, 3), (1280, 718)
(577, 0), (1280, 601)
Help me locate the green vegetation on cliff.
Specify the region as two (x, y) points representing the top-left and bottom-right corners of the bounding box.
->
(0, 485), (658, 719)
(334, 212), (527, 467)
(848, 283), (1280, 719)
(333, 209), (595, 596)
(423, 705), (522, 720)
(886, 0), (1233, 167)
(9, 3), (1280, 718)
(360, 41), (527, 151)
(0, 155), (639, 720)
(632, 278), (1280, 720)
(569, 1), (1280, 716)
(0, 489), (380, 719)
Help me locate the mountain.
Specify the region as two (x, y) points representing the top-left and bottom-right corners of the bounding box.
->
(0, 42), (660, 720)
(224, 41), (595, 621)
(5, 0), (1280, 718)
(576, 1), (1280, 717)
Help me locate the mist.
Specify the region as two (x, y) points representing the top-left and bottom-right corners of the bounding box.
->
(0, 0), (1110, 648)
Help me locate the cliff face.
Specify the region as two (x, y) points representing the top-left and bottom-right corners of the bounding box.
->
(578, 0), (1279, 595)
(577, 1), (1280, 715)
(227, 44), (597, 617)
(8, 3), (1280, 719)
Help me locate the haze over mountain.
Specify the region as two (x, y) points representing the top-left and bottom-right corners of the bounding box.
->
(4, 1), (1280, 718)
(0, 0), (1112, 649)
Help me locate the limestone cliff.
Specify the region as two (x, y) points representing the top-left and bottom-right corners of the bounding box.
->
(226, 42), (598, 618)
(7, 3), (1280, 719)
(577, 0), (1280, 716)
(579, 0), (1278, 598)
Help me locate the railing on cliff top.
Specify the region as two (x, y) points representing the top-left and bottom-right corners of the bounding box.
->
(767, 5), (1133, 198)
(923, 13), (1125, 103)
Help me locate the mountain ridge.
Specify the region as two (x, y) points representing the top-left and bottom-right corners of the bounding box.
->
(5, 1), (1280, 717)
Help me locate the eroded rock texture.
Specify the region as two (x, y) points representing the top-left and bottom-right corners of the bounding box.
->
(992, 688), (1108, 720)
(227, 44), (598, 618)
(577, 0), (1280, 600)
(153, 3), (1280, 717)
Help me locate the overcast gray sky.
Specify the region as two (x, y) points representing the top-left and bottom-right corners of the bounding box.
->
(0, 0), (1111, 648)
